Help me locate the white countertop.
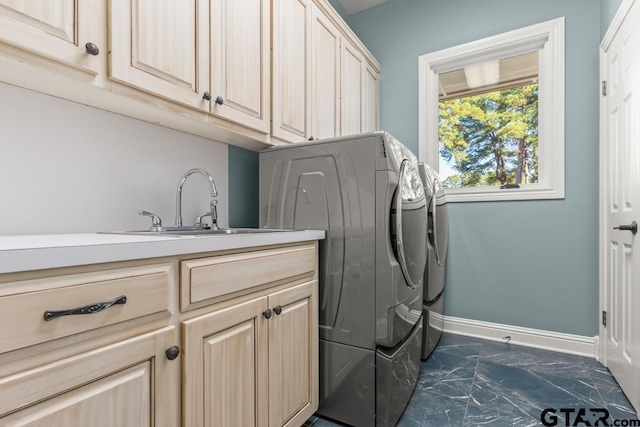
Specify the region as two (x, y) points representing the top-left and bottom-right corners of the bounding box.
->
(0, 230), (325, 274)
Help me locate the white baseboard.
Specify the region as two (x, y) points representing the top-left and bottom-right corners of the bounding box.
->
(442, 315), (597, 358)
(593, 335), (600, 362)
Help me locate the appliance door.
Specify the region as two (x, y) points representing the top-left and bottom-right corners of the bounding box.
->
(429, 180), (448, 268)
(391, 159), (428, 289)
(425, 180), (448, 302)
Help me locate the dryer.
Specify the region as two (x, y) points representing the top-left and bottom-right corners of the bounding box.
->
(418, 163), (448, 360)
(259, 132), (426, 427)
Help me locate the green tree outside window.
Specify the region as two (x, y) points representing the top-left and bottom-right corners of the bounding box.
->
(438, 84), (539, 188)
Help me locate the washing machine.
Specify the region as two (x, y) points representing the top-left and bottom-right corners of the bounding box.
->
(259, 132), (427, 427)
(418, 163), (448, 360)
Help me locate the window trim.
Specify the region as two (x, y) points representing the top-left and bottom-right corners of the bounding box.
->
(418, 17), (565, 202)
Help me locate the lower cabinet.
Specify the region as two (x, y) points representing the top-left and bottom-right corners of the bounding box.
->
(183, 280), (318, 427)
(0, 242), (319, 427)
(0, 326), (180, 427)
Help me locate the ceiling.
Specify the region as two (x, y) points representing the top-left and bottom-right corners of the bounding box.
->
(439, 51), (539, 101)
(337, 0), (388, 14)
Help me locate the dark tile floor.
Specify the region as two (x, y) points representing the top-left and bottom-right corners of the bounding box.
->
(306, 333), (638, 426)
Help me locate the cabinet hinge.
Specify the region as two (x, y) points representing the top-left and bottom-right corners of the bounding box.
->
(602, 310), (607, 327)
(602, 81), (607, 96)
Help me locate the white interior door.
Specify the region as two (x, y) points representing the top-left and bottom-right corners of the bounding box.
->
(601, 0), (640, 414)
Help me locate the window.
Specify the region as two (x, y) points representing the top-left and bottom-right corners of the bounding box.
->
(438, 52), (539, 189)
(418, 18), (565, 202)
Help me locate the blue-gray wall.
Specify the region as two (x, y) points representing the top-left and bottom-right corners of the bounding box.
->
(349, 0), (601, 337)
(601, 0), (625, 37)
(228, 146), (259, 228)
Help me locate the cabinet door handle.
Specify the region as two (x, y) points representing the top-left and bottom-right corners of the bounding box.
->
(203, 91), (212, 101)
(273, 305), (282, 315)
(85, 42), (100, 56)
(43, 295), (127, 321)
(165, 346), (180, 361)
(263, 308), (272, 319)
(215, 96), (224, 105)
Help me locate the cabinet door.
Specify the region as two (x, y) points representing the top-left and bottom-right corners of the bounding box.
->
(109, 0), (209, 110)
(268, 280), (318, 427)
(0, 0), (101, 74)
(311, 5), (341, 140)
(272, 0), (312, 143)
(341, 41), (364, 136)
(362, 63), (379, 132)
(210, 0), (270, 132)
(0, 327), (179, 427)
(183, 297), (269, 427)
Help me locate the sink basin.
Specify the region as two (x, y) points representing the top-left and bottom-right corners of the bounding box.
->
(102, 228), (295, 237)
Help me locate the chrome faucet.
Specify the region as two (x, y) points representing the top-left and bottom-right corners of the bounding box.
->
(194, 200), (219, 229)
(175, 168), (218, 227)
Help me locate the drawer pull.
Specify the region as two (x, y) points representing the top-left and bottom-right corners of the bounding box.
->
(43, 295), (127, 321)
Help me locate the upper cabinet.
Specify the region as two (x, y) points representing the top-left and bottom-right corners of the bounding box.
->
(109, 0), (208, 111)
(272, 0), (380, 144)
(340, 39), (379, 136)
(271, 0), (312, 142)
(0, 0), (378, 149)
(310, 4), (341, 140)
(110, 0), (269, 132)
(362, 62), (379, 133)
(0, 0), (102, 75)
(210, 0), (270, 133)
(340, 41), (364, 136)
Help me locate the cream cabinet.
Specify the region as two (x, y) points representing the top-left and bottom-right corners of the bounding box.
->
(109, 0), (269, 132)
(0, 241), (319, 427)
(310, 4), (341, 140)
(183, 297), (269, 427)
(181, 244), (319, 427)
(183, 281), (317, 427)
(271, 0), (313, 143)
(210, 0), (270, 132)
(362, 62), (380, 132)
(0, 262), (180, 426)
(0, 327), (179, 427)
(272, 0), (379, 144)
(109, 0), (208, 111)
(267, 281), (318, 427)
(340, 39), (379, 136)
(0, 0), (377, 149)
(340, 41), (365, 136)
(272, 0), (342, 143)
(0, 0), (102, 75)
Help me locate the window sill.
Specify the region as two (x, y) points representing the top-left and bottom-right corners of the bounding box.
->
(443, 185), (564, 202)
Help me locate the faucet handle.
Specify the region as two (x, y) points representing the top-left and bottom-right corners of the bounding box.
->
(194, 212), (212, 228)
(139, 210), (162, 231)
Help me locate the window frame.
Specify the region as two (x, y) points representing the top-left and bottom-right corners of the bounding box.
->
(418, 17), (565, 202)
